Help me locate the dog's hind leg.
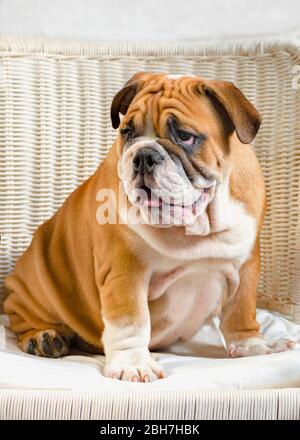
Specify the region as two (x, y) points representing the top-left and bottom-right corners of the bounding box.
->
(19, 328), (72, 358)
(4, 288), (75, 358)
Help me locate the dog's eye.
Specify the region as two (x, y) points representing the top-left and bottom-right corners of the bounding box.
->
(168, 116), (206, 151)
(177, 130), (196, 146)
(120, 127), (132, 138)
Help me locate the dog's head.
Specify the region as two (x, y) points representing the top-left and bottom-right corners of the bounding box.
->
(112, 72), (261, 227)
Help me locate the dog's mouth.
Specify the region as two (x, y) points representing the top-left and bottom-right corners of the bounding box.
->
(138, 185), (162, 208)
(133, 184), (212, 216)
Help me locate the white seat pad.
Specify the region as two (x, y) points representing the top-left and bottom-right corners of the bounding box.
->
(1, 309), (300, 391)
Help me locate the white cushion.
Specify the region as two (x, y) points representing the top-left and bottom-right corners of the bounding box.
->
(1, 309), (300, 391)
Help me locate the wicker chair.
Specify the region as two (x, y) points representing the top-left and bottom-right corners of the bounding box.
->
(0, 35), (300, 419)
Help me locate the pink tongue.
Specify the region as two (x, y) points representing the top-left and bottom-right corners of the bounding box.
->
(143, 198), (161, 207)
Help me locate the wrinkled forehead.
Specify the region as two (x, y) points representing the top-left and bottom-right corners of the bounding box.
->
(121, 75), (218, 135)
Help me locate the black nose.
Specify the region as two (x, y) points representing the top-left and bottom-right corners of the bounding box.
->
(132, 147), (164, 174)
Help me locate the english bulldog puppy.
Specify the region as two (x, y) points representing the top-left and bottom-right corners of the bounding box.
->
(4, 72), (294, 382)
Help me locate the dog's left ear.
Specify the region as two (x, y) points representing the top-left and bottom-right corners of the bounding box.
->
(110, 72), (146, 129)
(202, 80), (261, 144)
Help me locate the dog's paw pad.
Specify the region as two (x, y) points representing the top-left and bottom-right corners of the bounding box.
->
(22, 329), (70, 358)
(228, 337), (296, 358)
(104, 359), (166, 382)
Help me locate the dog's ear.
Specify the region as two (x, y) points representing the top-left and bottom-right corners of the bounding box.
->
(110, 72), (146, 129)
(201, 80), (261, 144)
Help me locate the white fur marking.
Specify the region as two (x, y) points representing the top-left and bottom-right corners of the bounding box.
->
(102, 319), (166, 382)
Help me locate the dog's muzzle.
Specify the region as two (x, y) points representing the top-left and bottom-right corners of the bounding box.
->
(119, 140), (216, 226)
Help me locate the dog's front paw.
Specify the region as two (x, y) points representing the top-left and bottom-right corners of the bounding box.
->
(104, 356), (166, 382)
(228, 336), (295, 358)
